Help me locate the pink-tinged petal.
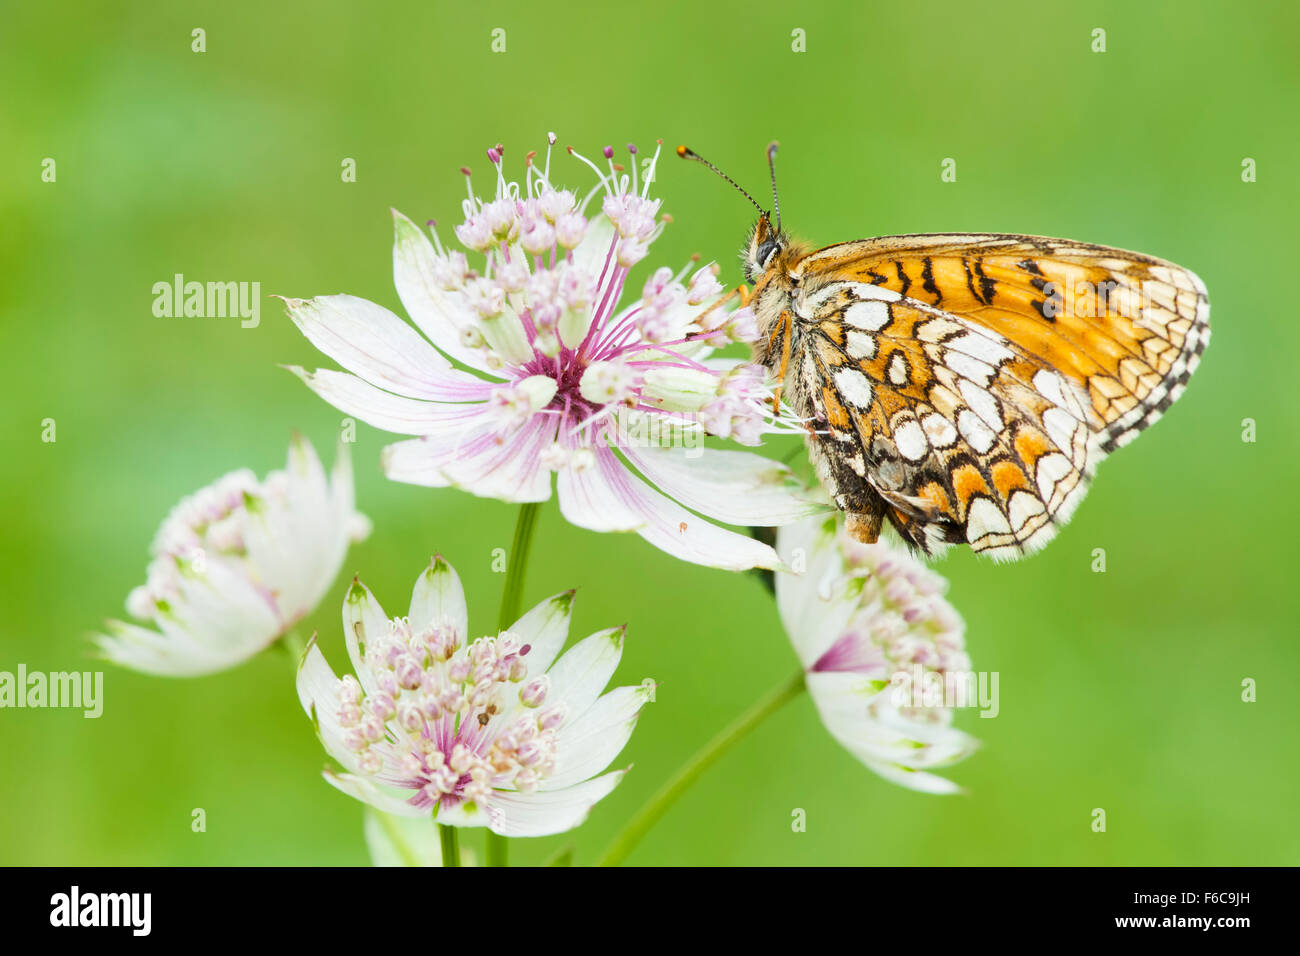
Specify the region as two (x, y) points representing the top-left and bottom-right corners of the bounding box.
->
(391, 209), (494, 373)
(380, 438), (455, 488)
(408, 556), (468, 640)
(810, 630), (885, 675)
(503, 590), (575, 674)
(484, 770), (627, 836)
(556, 453), (646, 532)
(595, 446), (782, 571)
(283, 293), (489, 399)
(434, 415), (555, 503)
(622, 444), (825, 527)
(323, 768), (429, 816)
(286, 366), (489, 435)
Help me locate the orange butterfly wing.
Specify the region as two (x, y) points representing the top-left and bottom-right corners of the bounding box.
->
(783, 234), (1209, 560)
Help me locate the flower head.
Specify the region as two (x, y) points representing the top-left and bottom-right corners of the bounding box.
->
(96, 436), (369, 677)
(283, 137), (819, 571)
(777, 516), (979, 793)
(297, 557), (654, 837)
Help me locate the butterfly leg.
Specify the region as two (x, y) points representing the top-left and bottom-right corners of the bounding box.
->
(684, 284), (749, 340)
(770, 310), (794, 415)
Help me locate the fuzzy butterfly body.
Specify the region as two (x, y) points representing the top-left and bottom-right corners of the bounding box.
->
(744, 220), (1210, 561)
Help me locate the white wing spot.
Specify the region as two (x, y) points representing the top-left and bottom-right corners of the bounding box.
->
(844, 300), (891, 331)
(1042, 407), (1081, 454)
(967, 497), (1012, 540)
(1032, 369), (1067, 408)
(887, 352), (910, 386)
(947, 331), (1013, 364)
(921, 412), (957, 448)
(957, 409), (997, 453)
(847, 283), (902, 302)
(1035, 453), (1073, 501)
(958, 380), (1004, 431)
(894, 419), (928, 461)
(845, 330), (877, 360)
(833, 366), (875, 408)
(1007, 490), (1047, 532)
(947, 350), (995, 386)
(916, 318), (963, 343)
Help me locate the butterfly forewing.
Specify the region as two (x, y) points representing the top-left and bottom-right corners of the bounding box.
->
(776, 234), (1209, 560)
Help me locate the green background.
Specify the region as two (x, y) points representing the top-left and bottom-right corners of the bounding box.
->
(2, 0), (1296, 866)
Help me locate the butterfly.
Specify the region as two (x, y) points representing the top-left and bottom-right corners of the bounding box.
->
(679, 144), (1210, 561)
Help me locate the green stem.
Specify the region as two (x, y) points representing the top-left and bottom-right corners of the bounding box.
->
(280, 629), (306, 664)
(487, 502), (542, 868)
(439, 824), (460, 867)
(486, 831), (508, 868)
(596, 669), (807, 867)
(498, 502), (541, 632)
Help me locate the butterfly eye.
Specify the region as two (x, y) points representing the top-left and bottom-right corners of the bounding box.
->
(755, 238), (780, 270)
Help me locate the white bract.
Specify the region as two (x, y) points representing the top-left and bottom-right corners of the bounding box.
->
(777, 516), (979, 793)
(282, 136), (819, 571)
(96, 436), (369, 677)
(298, 557), (654, 837)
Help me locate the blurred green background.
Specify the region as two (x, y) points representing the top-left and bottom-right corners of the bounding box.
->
(2, 0), (1297, 866)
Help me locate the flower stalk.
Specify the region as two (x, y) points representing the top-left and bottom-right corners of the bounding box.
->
(597, 670), (806, 867)
(487, 501), (542, 867)
(439, 824), (460, 868)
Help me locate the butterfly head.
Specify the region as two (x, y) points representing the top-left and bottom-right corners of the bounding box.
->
(677, 142), (789, 285)
(744, 211), (790, 284)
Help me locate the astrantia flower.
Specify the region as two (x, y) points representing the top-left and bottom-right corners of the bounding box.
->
(297, 557), (653, 836)
(96, 436), (369, 677)
(777, 516), (979, 793)
(282, 136), (819, 571)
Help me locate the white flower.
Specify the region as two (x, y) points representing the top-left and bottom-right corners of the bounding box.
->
(297, 557), (654, 837)
(96, 436), (369, 677)
(776, 516), (979, 793)
(282, 136), (819, 571)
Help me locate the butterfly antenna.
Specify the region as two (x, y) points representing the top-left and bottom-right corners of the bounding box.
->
(767, 141), (781, 231)
(676, 145), (766, 218)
